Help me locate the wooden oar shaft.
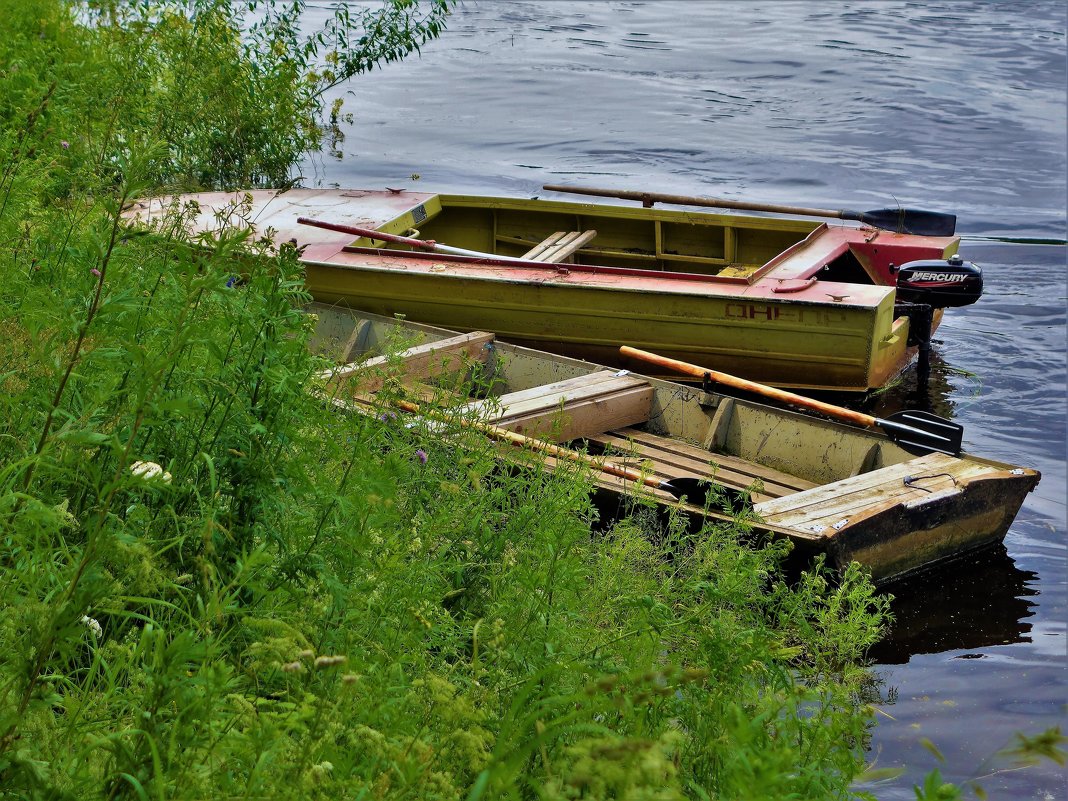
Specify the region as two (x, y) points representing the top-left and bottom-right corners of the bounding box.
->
(542, 184), (847, 221)
(389, 397), (655, 486)
(299, 217), (566, 265)
(298, 217), (435, 248)
(619, 346), (877, 428)
(298, 216), (505, 258)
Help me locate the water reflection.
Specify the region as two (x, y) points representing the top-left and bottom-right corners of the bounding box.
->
(868, 545), (1039, 665)
(864, 350), (961, 419)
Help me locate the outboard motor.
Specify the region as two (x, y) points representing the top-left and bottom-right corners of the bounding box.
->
(894, 254), (983, 308)
(892, 254), (982, 393)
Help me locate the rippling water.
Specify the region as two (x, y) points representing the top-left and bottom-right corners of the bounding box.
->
(305, 2), (1066, 796)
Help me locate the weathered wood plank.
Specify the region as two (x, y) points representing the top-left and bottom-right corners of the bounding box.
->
(588, 432), (775, 501)
(462, 372), (626, 417)
(522, 229), (597, 263)
(501, 387), (653, 441)
(621, 428), (817, 492)
(753, 452), (993, 527)
(322, 331), (494, 394)
(465, 371), (653, 442)
(589, 427), (815, 499)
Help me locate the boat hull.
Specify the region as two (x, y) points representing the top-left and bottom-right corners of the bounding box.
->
(126, 188), (962, 391)
(305, 260), (909, 392)
(819, 470), (1038, 580)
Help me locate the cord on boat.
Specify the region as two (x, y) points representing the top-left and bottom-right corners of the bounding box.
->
(903, 472), (957, 492)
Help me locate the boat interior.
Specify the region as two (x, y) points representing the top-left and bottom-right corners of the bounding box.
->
(352, 194), (881, 283)
(310, 305), (1004, 527)
(306, 303), (1042, 582)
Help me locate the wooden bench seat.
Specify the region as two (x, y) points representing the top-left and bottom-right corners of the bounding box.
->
(753, 452), (991, 533)
(586, 426), (816, 503)
(321, 331), (495, 395)
(522, 229), (597, 263)
(463, 371), (652, 442)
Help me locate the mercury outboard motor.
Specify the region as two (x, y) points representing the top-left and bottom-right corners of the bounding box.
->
(894, 254), (983, 308)
(891, 254), (982, 393)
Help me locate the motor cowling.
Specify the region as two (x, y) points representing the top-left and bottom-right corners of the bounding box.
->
(894, 254), (983, 308)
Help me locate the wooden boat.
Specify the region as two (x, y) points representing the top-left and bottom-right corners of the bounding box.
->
(125, 186), (982, 392)
(308, 303), (1039, 585)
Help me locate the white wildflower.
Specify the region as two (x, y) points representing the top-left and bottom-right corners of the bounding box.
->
(81, 615), (103, 638)
(130, 460), (172, 484)
(309, 760), (334, 783)
(314, 655), (347, 669)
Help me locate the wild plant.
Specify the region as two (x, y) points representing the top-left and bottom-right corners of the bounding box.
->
(0, 3), (939, 799)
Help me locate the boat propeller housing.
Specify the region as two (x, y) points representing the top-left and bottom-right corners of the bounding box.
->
(894, 254), (983, 308)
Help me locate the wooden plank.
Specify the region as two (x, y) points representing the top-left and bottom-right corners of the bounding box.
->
(753, 453), (993, 528)
(522, 231), (566, 260)
(519, 449), (801, 540)
(583, 443), (776, 503)
(484, 375), (643, 421)
(589, 432), (777, 502)
(522, 230), (597, 263)
(754, 453), (958, 517)
(462, 371), (627, 418)
(619, 428), (817, 493)
(504, 385), (653, 441)
(465, 371), (653, 442)
(322, 331), (494, 394)
(604, 427), (816, 493)
(540, 229), (597, 263)
(588, 427), (815, 501)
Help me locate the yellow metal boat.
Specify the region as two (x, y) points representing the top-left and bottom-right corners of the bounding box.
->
(126, 186), (982, 392)
(310, 305), (1039, 585)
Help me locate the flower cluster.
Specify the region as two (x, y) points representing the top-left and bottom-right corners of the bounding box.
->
(130, 460), (172, 483)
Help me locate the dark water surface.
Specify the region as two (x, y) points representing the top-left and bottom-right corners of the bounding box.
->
(305, 2), (1066, 796)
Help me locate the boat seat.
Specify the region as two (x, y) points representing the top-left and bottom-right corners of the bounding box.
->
(752, 452), (991, 533)
(323, 331), (495, 395)
(522, 230), (597, 263)
(463, 370), (652, 441)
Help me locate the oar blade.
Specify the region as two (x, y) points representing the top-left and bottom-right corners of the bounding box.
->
(853, 208), (957, 237)
(880, 410), (964, 456)
(659, 477), (715, 506)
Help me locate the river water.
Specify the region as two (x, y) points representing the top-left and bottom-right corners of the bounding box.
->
(304, 1), (1067, 796)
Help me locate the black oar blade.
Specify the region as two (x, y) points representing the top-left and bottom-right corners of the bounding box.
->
(659, 478), (753, 514)
(849, 207), (957, 237)
(879, 410), (964, 456)
(659, 477), (715, 506)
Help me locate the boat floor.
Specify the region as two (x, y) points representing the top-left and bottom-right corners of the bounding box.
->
(584, 427), (817, 505)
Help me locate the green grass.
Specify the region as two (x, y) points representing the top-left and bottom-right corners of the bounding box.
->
(1, 3), (1014, 799)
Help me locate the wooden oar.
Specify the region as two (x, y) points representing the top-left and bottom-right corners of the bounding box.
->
(619, 346), (964, 456)
(385, 396), (718, 505)
(542, 184), (957, 237)
(297, 216), (529, 262)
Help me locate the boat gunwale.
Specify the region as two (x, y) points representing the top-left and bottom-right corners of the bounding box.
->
(303, 250), (898, 309)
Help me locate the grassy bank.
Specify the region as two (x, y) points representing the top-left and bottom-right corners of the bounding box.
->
(0, 3), (898, 798)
